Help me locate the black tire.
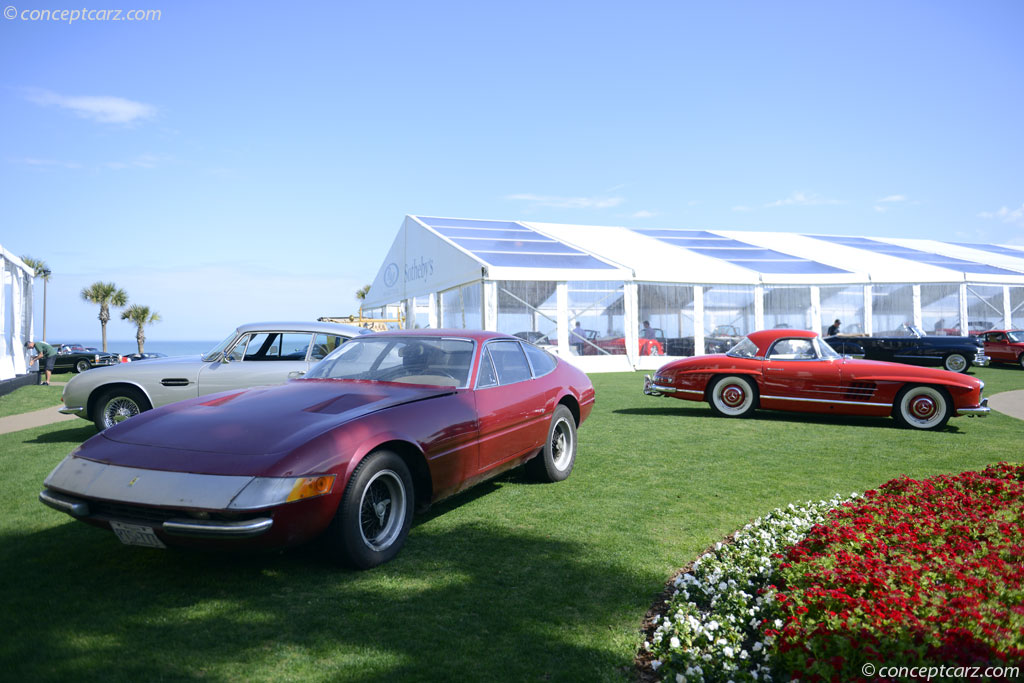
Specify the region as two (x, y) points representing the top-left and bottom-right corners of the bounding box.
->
(526, 405), (577, 483)
(943, 353), (969, 374)
(93, 386), (150, 431)
(74, 359), (91, 373)
(707, 375), (758, 418)
(324, 450), (414, 569)
(1018, 353), (1024, 370)
(893, 385), (952, 430)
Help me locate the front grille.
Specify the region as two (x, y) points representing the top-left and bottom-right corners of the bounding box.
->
(89, 500), (254, 525)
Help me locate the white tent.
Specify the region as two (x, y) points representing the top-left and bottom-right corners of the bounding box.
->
(0, 247), (35, 381)
(364, 216), (1024, 371)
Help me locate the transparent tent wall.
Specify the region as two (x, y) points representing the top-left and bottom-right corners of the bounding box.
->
(638, 283), (695, 355)
(763, 285), (811, 331)
(921, 284), (960, 335)
(440, 282), (482, 329)
(704, 285), (755, 338)
(966, 285), (1005, 334)
(568, 281), (625, 355)
(872, 284), (914, 335)
(495, 281), (557, 340)
(1012, 287), (1024, 329)
(820, 285), (865, 336)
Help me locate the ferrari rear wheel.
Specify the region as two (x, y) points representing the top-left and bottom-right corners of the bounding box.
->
(708, 375), (758, 418)
(526, 405), (577, 482)
(326, 450), (414, 569)
(943, 353), (969, 373)
(893, 385), (952, 430)
(94, 387), (149, 431)
(74, 359), (91, 373)
(1018, 353), (1024, 370)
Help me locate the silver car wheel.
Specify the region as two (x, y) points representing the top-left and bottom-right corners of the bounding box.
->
(549, 415), (575, 472)
(358, 469), (407, 552)
(102, 396), (142, 428)
(710, 375), (756, 417)
(75, 359), (91, 373)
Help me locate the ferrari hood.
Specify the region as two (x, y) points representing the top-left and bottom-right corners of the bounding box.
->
(96, 380), (453, 459)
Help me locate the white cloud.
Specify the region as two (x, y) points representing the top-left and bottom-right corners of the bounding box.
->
(15, 157), (83, 169)
(877, 194), (907, 203)
(731, 205), (753, 212)
(506, 193), (624, 209)
(764, 191), (843, 208)
(105, 154), (166, 170)
(630, 210), (656, 219)
(25, 88), (156, 124)
(978, 204), (1024, 227)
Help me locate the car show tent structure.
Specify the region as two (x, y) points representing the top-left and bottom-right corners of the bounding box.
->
(363, 216), (1024, 371)
(0, 246), (35, 383)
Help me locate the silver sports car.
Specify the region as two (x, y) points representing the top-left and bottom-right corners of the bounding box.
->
(61, 321), (366, 430)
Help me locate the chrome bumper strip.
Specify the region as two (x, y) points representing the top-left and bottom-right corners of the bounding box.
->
(957, 398), (989, 417)
(643, 375), (676, 396)
(761, 394), (892, 408)
(58, 406), (85, 415)
(39, 489), (90, 517)
(162, 517), (273, 538)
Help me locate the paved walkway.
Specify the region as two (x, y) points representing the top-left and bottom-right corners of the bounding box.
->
(0, 406), (79, 434)
(2, 389), (1023, 436)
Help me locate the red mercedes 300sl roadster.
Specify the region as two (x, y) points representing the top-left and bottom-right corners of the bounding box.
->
(644, 329), (988, 430)
(40, 330), (595, 568)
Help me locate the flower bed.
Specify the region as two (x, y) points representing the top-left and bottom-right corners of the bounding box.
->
(643, 493), (860, 681)
(642, 463), (1024, 682)
(772, 462), (1024, 680)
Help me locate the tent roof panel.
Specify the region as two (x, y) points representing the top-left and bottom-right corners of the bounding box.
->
(816, 235), (1021, 277)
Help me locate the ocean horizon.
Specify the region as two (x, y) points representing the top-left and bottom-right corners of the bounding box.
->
(64, 340), (220, 357)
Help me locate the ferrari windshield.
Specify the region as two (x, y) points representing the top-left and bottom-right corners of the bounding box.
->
(304, 337), (474, 388)
(1008, 331), (1023, 343)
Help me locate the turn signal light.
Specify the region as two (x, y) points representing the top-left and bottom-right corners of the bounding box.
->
(285, 475), (336, 502)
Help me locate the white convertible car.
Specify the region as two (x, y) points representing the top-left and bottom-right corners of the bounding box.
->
(61, 321), (366, 430)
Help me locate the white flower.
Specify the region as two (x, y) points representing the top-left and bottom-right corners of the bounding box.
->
(723, 646), (734, 658)
(676, 675), (685, 683)
(670, 636), (680, 649)
(753, 641), (764, 652)
(651, 660), (662, 671)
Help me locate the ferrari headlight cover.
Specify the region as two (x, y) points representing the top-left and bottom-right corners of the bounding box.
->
(228, 475), (336, 510)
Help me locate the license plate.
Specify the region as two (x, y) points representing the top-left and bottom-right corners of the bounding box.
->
(110, 521), (166, 548)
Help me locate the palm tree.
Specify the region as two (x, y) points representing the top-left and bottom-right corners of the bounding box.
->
(80, 282), (128, 352)
(121, 304), (161, 354)
(355, 284), (371, 302)
(21, 256), (52, 341)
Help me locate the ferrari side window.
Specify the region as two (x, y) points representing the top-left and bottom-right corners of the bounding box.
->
(522, 342), (556, 377)
(489, 341), (532, 385)
(476, 348), (498, 388)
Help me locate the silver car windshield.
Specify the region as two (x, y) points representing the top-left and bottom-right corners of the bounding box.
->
(304, 337), (474, 388)
(202, 331), (238, 362)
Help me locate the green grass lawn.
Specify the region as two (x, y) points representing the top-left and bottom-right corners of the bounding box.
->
(0, 367), (1021, 682)
(0, 383), (64, 418)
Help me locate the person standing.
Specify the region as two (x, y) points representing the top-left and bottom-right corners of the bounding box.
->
(570, 322), (586, 355)
(26, 340), (58, 385)
(826, 319), (841, 336)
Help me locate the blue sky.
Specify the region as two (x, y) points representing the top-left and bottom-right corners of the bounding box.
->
(2, 0), (1022, 341)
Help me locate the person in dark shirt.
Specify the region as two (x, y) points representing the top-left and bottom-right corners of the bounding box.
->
(826, 319), (841, 336)
(26, 340), (58, 385)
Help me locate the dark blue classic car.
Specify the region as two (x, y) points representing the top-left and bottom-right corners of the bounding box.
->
(826, 325), (989, 374)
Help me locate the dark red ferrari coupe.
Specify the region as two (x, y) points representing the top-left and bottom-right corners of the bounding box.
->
(643, 329), (989, 430)
(40, 330), (595, 568)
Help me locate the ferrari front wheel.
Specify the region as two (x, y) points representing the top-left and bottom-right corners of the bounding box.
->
(526, 405), (577, 482)
(893, 385), (951, 430)
(326, 450), (414, 569)
(708, 375), (758, 418)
